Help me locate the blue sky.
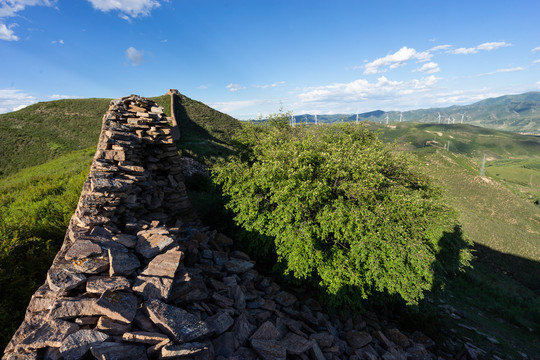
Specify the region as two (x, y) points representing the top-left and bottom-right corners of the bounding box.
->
(1, 0), (539, 119)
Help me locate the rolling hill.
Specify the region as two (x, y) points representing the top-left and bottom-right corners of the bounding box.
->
(290, 92), (540, 134)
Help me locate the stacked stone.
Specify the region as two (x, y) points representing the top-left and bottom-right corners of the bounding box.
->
(3, 95), (441, 360)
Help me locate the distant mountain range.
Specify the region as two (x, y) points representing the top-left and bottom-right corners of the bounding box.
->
(292, 92), (540, 134)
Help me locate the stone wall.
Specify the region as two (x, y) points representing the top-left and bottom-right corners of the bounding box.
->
(3, 95), (442, 360)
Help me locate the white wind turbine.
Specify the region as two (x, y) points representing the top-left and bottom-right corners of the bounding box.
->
(385, 113), (389, 124)
(438, 112), (441, 124)
(399, 112), (403, 122)
(356, 112), (359, 124)
(461, 113), (465, 124)
(314, 114), (318, 125)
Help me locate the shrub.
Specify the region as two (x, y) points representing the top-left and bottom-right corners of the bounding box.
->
(213, 116), (472, 306)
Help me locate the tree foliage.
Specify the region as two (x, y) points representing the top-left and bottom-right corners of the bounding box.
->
(213, 117), (472, 306)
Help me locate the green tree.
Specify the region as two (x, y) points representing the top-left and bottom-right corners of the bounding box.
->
(213, 120), (472, 306)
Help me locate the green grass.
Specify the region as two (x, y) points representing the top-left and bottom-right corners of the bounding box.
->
(0, 148), (93, 350)
(0, 99), (109, 178)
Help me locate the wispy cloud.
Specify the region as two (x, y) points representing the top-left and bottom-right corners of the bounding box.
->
(0, 1), (57, 40)
(429, 44), (452, 52)
(226, 83), (246, 92)
(533, 59), (540, 64)
(298, 75), (441, 103)
(450, 41), (511, 55)
(126, 46), (144, 66)
(0, 89), (36, 113)
(210, 99), (271, 114)
(87, 0), (160, 20)
(532, 46), (540, 53)
(254, 81), (286, 89)
(0, 23), (18, 41)
(197, 84), (208, 89)
(478, 66), (526, 76)
(364, 47), (431, 74)
(50, 94), (82, 100)
(415, 62), (440, 74)
(51, 39), (64, 44)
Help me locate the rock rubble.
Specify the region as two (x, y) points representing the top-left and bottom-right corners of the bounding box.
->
(3, 94), (444, 360)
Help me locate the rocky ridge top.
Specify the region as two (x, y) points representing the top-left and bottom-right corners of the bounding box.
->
(3, 95), (449, 360)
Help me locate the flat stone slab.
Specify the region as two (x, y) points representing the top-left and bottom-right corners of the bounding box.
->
(144, 299), (211, 343)
(274, 291), (297, 307)
(346, 331), (372, 349)
(96, 290), (138, 323)
(223, 258), (254, 274)
(59, 330), (109, 360)
(133, 247), (183, 300)
(86, 276), (130, 294)
(96, 316), (131, 335)
(20, 320), (78, 349)
(90, 342), (148, 360)
(65, 240), (102, 260)
(49, 298), (100, 319)
(280, 332), (312, 355)
(250, 321), (280, 341)
(114, 233), (137, 248)
(207, 312), (234, 336)
(122, 331), (169, 345)
(161, 342), (211, 359)
(250, 339), (286, 360)
(47, 267), (87, 292)
(108, 248), (140, 276)
(68, 254), (109, 274)
(136, 228), (175, 258)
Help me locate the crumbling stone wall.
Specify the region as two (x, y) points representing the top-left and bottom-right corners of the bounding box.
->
(3, 95), (440, 360)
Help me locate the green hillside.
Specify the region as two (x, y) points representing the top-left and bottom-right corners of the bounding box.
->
(0, 99), (109, 177)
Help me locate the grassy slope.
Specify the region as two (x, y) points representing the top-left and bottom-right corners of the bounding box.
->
(0, 99), (109, 177)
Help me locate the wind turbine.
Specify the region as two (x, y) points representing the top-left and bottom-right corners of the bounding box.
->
(399, 112), (403, 122)
(438, 112), (441, 124)
(356, 112), (359, 124)
(314, 114), (318, 125)
(461, 113), (465, 124)
(290, 114), (295, 127)
(385, 113), (389, 124)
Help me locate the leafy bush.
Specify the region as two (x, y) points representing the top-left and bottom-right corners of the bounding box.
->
(213, 116), (472, 306)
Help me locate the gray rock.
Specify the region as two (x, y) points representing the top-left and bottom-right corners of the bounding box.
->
(108, 248), (140, 276)
(310, 339), (326, 360)
(20, 320), (79, 349)
(90, 226), (115, 241)
(122, 331), (169, 345)
(86, 276), (130, 294)
(47, 267), (87, 293)
(280, 332), (312, 355)
(68, 254), (109, 274)
(65, 240), (102, 260)
(223, 258), (254, 274)
(136, 228), (175, 258)
(59, 330), (109, 360)
(250, 339), (286, 360)
(274, 291), (297, 307)
(144, 299), (211, 343)
(250, 321), (280, 341)
(96, 316), (131, 335)
(114, 233), (137, 248)
(96, 290), (137, 323)
(170, 276), (209, 304)
(49, 298), (100, 319)
(90, 342), (148, 360)
(232, 312), (256, 348)
(310, 332), (334, 348)
(213, 332), (236, 358)
(207, 312), (234, 336)
(160, 342), (211, 359)
(346, 331), (373, 349)
(133, 247), (183, 300)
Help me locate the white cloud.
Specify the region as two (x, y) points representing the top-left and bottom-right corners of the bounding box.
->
(210, 99), (270, 113)
(532, 46), (540, 53)
(51, 39), (64, 44)
(364, 46), (431, 74)
(0, 89), (36, 113)
(416, 62), (440, 74)
(0, 0), (56, 18)
(254, 81), (286, 89)
(50, 94), (82, 99)
(87, 0), (160, 19)
(533, 59), (540, 64)
(226, 83), (246, 92)
(298, 75), (441, 103)
(450, 41), (511, 55)
(0, 23), (18, 41)
(476, 41), (511, 51)
(429, 44), (452, 52)
(197, 84), (208, 89)
(478, 66), (526, 76)
(126, 46), (143, 66)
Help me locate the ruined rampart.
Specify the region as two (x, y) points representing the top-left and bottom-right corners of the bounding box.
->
(3, 95), (440, 360)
